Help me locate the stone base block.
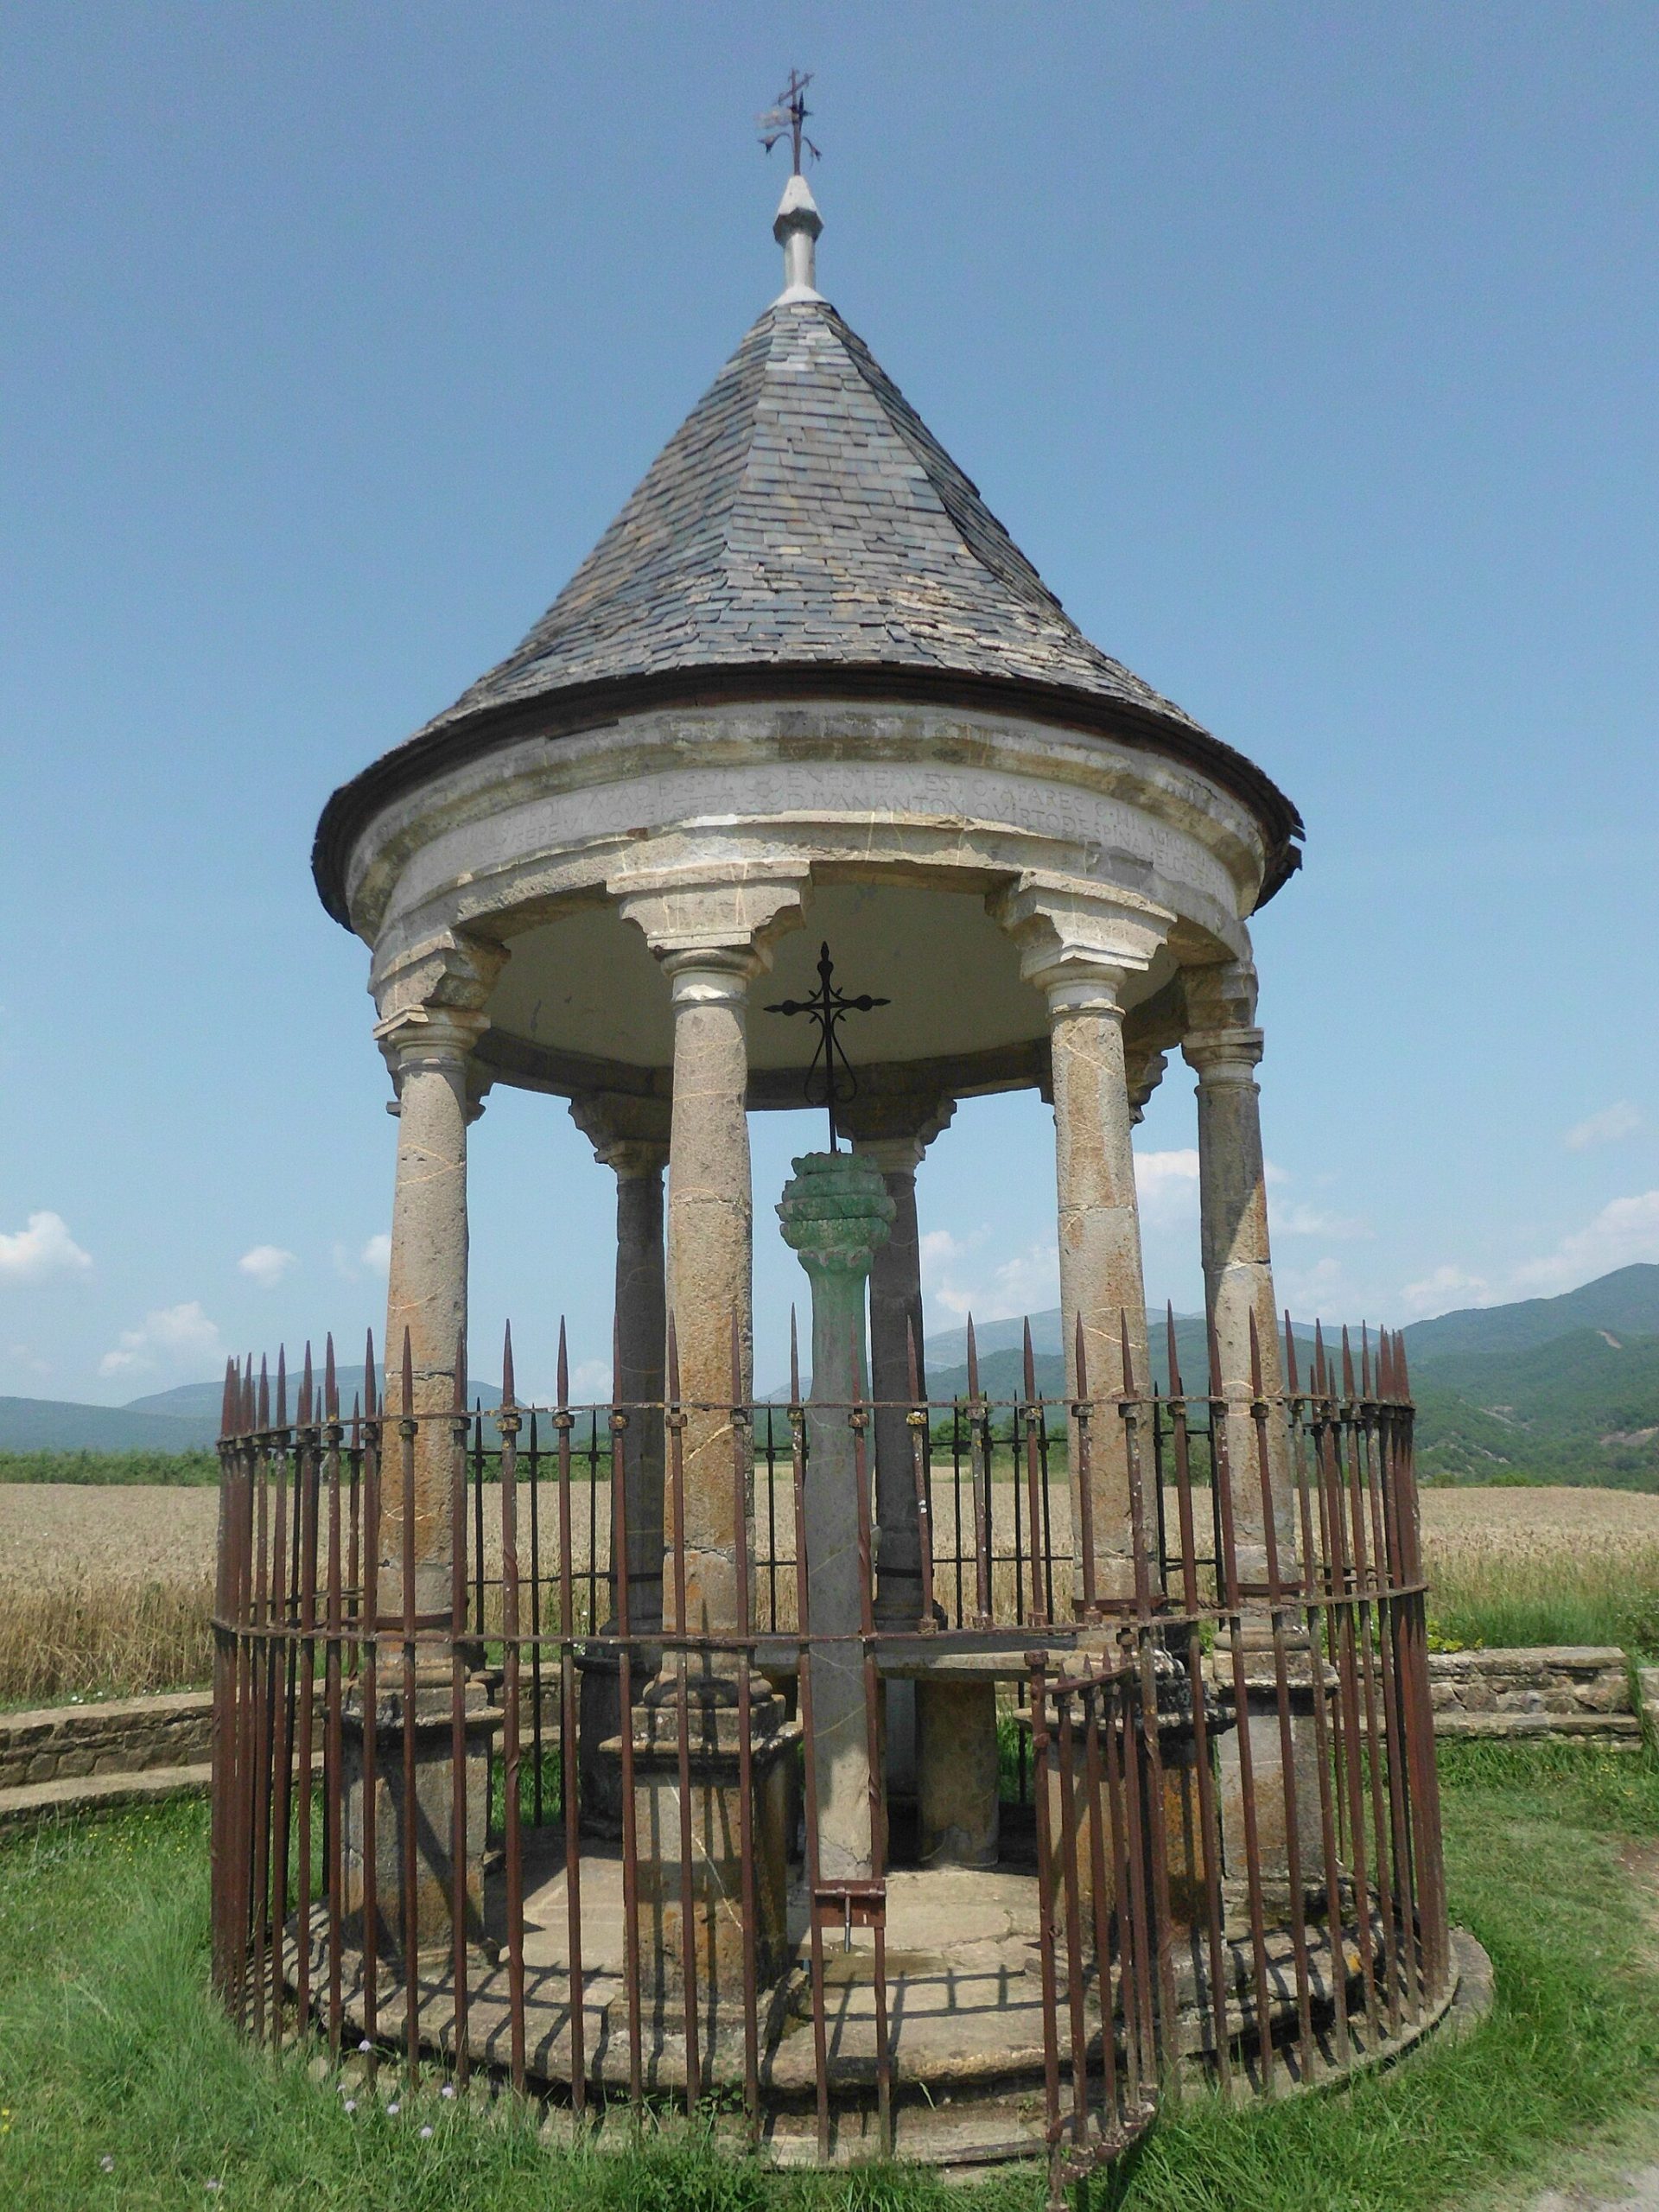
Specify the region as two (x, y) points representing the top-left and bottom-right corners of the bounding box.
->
(916, 1676), (999, 1868)
(620, 1681), (800, 2006)
(341, 1672), (496, 1963)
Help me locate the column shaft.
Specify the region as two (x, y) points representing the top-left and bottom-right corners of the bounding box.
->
(664, 959), (755, 1638)
(1185, 1019), (1294, 1579)
(864, 1153), (926, 1626)
(1048, 980), (1155, 1611)
(613, 1154), (668, 1629)
(378, 1014), (481, 1619)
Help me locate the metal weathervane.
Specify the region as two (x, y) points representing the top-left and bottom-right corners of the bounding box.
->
(766, 943), (887, 1154)
(758, 67), (820, 175)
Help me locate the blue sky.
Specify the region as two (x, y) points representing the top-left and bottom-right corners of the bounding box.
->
(2, 3), (1655, 1405)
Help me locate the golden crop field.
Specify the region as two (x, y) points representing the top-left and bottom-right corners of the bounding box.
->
(3, 1480), (1657, 1707)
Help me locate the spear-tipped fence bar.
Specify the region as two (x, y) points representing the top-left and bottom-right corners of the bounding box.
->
(210, 1306), (1448, 2183)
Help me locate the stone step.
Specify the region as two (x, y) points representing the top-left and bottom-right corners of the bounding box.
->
(0, 1760), (211, 1835)
(1433, 1711), (1642, 1743)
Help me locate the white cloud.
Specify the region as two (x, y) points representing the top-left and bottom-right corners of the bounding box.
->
(1276, 1202), (1371, 1241)
(100, 1300), (224, 1379)
(0, 1210), (92, 1282)
(238, 1243), (297, 1288)
(1133, 1147), (1200, 1226)
(332, 1233), (392, 1283)
(1564, 1101), (1642, 1153)
(569, 1358), (611, 1401)
(1511, 1190), (1659, 1296)
(1399, 1265), (1493, 1320)
(919, 1226), (1058, 1321)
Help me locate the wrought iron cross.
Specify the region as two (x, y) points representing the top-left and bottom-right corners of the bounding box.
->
(759, 68), (820, 175)
(766, 943), (887, 1153)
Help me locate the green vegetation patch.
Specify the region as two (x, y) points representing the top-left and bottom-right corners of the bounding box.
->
(1, 1746), (1656, 2209)
(0, 1449), (220, 1486)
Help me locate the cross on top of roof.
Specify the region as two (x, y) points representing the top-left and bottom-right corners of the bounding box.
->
(758, 68), (820, 176)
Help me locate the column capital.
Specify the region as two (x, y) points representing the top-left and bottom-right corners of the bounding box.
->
(611, 865), (809, 981)
(778, 1152), (895, 1281)
(569, 1091), (672, 1177)
(372, 927), (506, 1027)
(1183, 957), (1260, 1032)
(1183, 1026), (1264, 1084)
(988, 875), (1173, 1013)
(373, 1001), (493, 1070)
(1125, 1045), (1168, 1126)
(843, 1092), (956, 1173)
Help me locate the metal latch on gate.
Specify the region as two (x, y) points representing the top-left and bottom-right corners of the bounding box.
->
(811, 1879), (886, 1953)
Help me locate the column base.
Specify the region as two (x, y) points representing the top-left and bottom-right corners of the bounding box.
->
(612, 1681), (801, 2009)
(341, 1673), (497, 1963)
(916, 1675), (1000, 1868)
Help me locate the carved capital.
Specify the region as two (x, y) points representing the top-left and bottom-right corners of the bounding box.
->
(611, 865), (810, 978)
(1183, 1026), (1264, 1084)
(372, 928), (506, 1027)
(777, 1152), (895, 1278)
(1125, 1046), (1169, 1126)
(842, 1093), (957, 1168)
(1183, 957), (1259, 1035)
(988, 874), (1173, 1014)
(569, 1091), (673, 1175)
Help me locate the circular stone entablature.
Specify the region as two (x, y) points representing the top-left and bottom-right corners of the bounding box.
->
(331, 690), (1291, 1103)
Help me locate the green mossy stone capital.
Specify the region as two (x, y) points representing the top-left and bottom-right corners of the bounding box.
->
(776, 1151), (895, 1277)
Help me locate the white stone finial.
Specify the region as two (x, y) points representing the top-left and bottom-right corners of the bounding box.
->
(774, 172), (823, 303)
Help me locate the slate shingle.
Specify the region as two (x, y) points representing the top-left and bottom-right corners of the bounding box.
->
(413, 297), (1203, 741)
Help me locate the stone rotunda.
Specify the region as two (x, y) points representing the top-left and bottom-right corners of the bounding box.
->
(314, 162), (1303, 1633)
(213, 139), (1457, 2180)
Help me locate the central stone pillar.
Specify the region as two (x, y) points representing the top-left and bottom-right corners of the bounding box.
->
(346, 928), (504, 1962)
(992, 880), (1173, 1614)
(569, 1095), (671, 1829)
(613, 868), (807, 2004)
(778, 1150), (893, 1882)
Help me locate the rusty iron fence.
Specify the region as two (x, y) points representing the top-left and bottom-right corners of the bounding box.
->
(210, 1309), (1449, 2196)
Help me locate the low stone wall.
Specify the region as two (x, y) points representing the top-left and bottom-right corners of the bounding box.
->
(0, 1688), (213, 1789)
(1428, 1647), (1640, 1745)
(0, 1650), (1645, 1796)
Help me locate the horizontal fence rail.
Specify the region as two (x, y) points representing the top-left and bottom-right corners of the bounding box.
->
(209, 1311), (1450, 2195)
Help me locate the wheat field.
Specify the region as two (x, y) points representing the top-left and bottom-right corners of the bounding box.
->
(3, 1479), (1659, 1707)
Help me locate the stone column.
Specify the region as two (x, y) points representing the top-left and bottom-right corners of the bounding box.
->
(613, 869), (807, 2005)
(778, 1150), (894, 1883)
(569, 1096), (671, 1827)
(1182, 960), (1294, 1582)
(845, 1103), (953, 1631)
(346, 927), (504, 1962)
(569, 1096), (671, 1635)
(1184, 958), (1317, 1893)
(992, 880), (1173, 1614)
(372, 930), (505, 1621)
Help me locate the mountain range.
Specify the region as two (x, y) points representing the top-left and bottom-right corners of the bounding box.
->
(3, 1266), (1658, 1487)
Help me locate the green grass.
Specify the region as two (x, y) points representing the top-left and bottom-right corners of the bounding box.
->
(0, 1450), (220, 1484)
(1, 1745), (1657, 2208)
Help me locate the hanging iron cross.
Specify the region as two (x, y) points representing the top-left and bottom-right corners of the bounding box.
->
(766, 943), (887, 1154)
(758, 68), (821, 174)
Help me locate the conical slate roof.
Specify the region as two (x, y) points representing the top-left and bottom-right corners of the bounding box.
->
(315, 270), (1302, 924)
(416, 295), (1199, 738)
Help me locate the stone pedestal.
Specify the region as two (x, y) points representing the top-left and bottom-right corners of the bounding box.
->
(1034, 1653), (1224, 1941)
(916, 1675), (1000, 1868)
(621, 1685), (800, 2007)
(341, 1671), (496, 1961)
(777, 1150), (894, 1885)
